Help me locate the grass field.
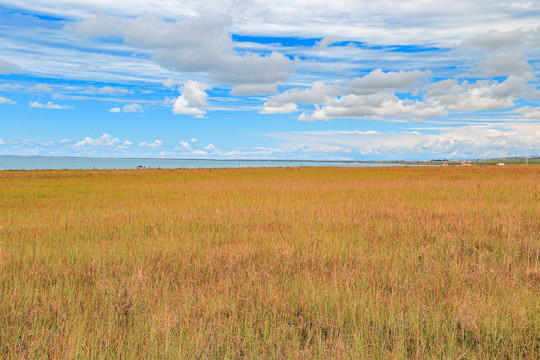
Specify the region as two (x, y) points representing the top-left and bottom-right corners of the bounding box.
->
(0, 166), (539, 359)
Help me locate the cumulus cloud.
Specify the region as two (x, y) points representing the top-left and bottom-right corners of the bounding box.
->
(30, 84), (53, 92)
(259, 52), (536, 122)
(277, 81), (339, 105)
(262, 79), (444, 120)
(476, 52), (529, 77)
(67, 11), (294, 91)
(97, 86), (130, 95)
(297, 94), (446, 121)
(65, 12), (120, 38)
(261, 81), (339, 114)
(118, 140), (133, 149)
(192, 150), (207, 156)
(231, 84), (277, 96)
(261, 103), (298, 114)
(467, 30), (526, 50)
(109, 103), (144, 113)
(172, 80), (210, 117)
(513, 106), (540, 119)
(424, 76), (528, 111)
(175, 141), (192, 151)
(345, 69), (431, 95)
(74, 133), (121, 147)
(122, 103), (144, 113)
(0, 58), (20, 74)
(209, 51), (293, 86)
(84, 86), (131, 95)
(0, 96), (16, 105)
(138, 140), (163, 147)
(467, 28), (540, 50)
(205, 143), (220, 154)
(162, 77), (176, 88)
(29, 101), (73, 110)
(0, 84), (22, 91)
(316, 36), (338, 49)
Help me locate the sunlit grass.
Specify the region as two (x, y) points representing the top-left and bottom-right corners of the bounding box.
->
(1, 166), (539, 358)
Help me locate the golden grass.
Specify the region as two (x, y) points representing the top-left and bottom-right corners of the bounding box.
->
(0, 166), (538, 359)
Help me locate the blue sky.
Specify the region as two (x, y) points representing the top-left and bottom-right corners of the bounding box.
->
(0, 1), (539, 160)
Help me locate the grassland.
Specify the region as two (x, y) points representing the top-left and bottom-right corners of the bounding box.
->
(0, 166), (538, 359)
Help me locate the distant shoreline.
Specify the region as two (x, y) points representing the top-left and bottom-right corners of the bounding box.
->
(0, 154), (380, 163)
(1, 154), (538, 164)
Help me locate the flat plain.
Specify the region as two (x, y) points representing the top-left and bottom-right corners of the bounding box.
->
(0, 166), (538, 359)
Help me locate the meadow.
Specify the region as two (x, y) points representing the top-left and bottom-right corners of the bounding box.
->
(0, 166), (538, 359)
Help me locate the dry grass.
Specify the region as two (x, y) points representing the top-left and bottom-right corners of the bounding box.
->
(0, 166), (539, 359)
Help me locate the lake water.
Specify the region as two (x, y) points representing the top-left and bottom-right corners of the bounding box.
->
(0, 155), (404, 171)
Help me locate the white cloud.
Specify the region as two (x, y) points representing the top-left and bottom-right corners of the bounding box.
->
(118, 140), (133, 149)
(267, 122), (540, 159)
(345, 69), (431, 94)
(205, 143), (219, 154)
(192, 150), (207, 155)
(260, 103), (298, 114)
(97, 86), (130, 95)
(173, 96), (205, 116)
(274, 81), (339, 105)
(0, 57), (20, 74)
(263, 79), (445, 121)
(138, 140), (163, 147)
(67, 11), (294, 88)
(29, 101), (73, 110)
(0, 84), (22, 91)
(476, 52), (529, 77)
(467, 28), (540, 50)
(84, 86), (131, 95)
(74, 133), (121, 147)
(467, 30), (526, 50)
(297, 94), (446, 121)
(190, 138), (197, 142)
(514, 106), (540, 120)
(110, 103), (144, 113)
(424, 76), (529, 111)
(0, 96), (16, 105)
(261, 81), (339, 114)
(162, 77), (176, 88)
(209, 51), (294, 86)
(122, 103), (144, 113)
(30, 84), (53, 92)
(231, 84), (277, 96)
(177, 141), (192, 151)
(316, 36), (338, 49)
(0, 138), (4, 145)
(172, 80), (210, 117)
(30, 1), (537, 48)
